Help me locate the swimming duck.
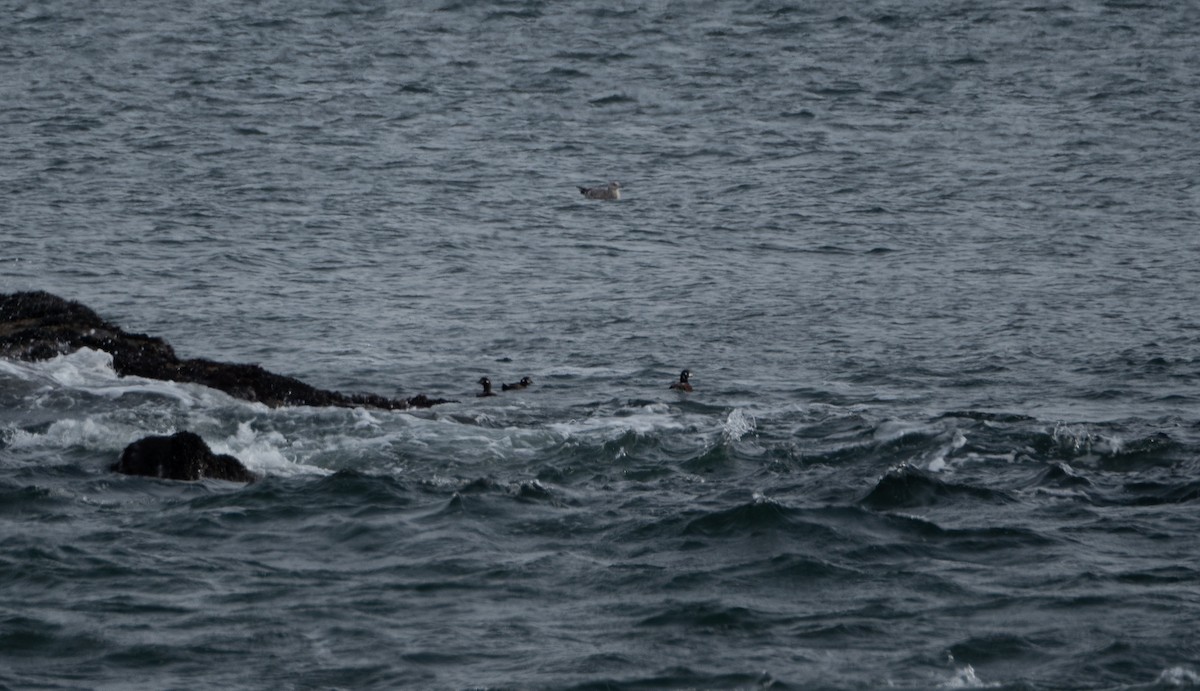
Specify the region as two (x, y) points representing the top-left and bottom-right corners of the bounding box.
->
(669, 369), (693, 392)
(578, 181), (622, 200)
(502, 376), (533, 391)
(477, 377), (497, 397)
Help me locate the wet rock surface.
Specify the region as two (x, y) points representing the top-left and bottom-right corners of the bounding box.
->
(113, 431), (256, 483)
(0, 291), (449, 410)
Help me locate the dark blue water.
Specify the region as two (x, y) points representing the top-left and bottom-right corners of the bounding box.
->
(3, 1), (1200, 688)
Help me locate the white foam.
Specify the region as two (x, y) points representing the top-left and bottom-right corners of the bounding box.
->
(209, 420), (329, 478)
(398, 414), (562, 464)
(0, 357), (38, 378)
(1051, 421), (1122, 459)
(0, 347), (115, 387)
(873, 419), (937, 445)
(1156, 666), (1200, 686)
(5, 416), (143, 454)
(350, 407), (382, 429)
(20, 347), (114, 388)
(939, 664), (1001, 689)
(3, 348), (236, 409)
(926, 429), (968, 473)
(547, 401), (690, 439)
(722, 407), (756, 443)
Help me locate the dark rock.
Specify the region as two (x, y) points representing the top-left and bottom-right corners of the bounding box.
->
(113, 431), (257, 483)
(0, 291), (451, 410)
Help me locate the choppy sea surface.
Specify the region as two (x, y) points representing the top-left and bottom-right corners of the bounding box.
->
(3, 1), (1200, 688)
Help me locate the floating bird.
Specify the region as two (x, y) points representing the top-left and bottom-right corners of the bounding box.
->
(669, 369), (693, 392)
(477, 377), (497, 397)
(502, 376), (533, 391)
(578, 181), (622, 200)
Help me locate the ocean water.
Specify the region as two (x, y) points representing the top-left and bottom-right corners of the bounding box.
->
(3, 0), (1200, 688)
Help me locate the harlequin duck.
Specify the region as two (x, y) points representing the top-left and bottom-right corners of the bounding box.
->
(669, 369), (693, 392)
(502, 376), (533, 391)
(477, 377), (497, 397)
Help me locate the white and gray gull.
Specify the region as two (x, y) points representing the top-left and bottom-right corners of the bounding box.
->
(578, 181), (622, 200)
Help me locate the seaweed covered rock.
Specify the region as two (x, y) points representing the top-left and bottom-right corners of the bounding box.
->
(113, 431), (257, 483)
(0, 291), (450, 410)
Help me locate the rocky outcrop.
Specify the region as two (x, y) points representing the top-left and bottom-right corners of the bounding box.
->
(113, 431), (256, 483)
(0, 291), (449, 410)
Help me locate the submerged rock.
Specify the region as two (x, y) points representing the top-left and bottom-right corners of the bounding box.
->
(0, 291), (450, 410)
(113, 431), (256, 483)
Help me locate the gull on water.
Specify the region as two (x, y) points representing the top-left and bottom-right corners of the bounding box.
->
(578, 181), (622, 200)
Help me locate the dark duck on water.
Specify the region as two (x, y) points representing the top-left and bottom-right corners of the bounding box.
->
(502, 376), (533, 391)
(477, 377), (497, 397)
(669, 369), (693, 392)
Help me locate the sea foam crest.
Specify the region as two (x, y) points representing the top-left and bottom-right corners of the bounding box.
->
(6, 347), (211, 408)
(208, 420), (327, 478)
(1156, 666), (1200, 686)
(40, 347), (117, 387)
(0, 347), (117, 387)
(939, 664), (1001, 689)
(1051, 422), (1122, 458)
(873, 418), (937, 445)
(547, 402), (686, 439)
(721, 407), (756, 443)
(5, 416), (138, 454)
(926, 429), (968, 473)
